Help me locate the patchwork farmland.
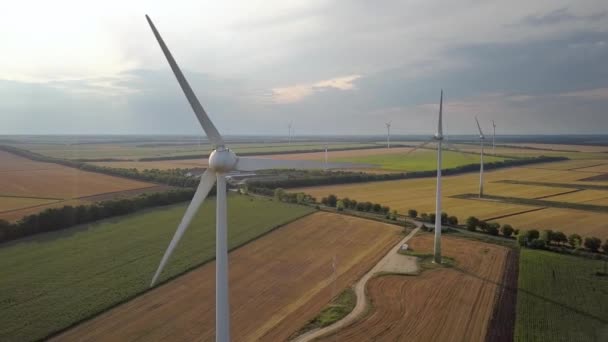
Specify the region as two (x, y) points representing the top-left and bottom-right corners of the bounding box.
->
(0, 150), (160, 221)
(52, 212), (403, 342)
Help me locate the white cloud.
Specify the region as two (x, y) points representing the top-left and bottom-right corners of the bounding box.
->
(271, 74), (360, 103)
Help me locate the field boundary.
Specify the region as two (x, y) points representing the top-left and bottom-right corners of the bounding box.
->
(43, 205), (317, 341)
(485, 249), (519, 342)
(495, 179), (608, 191)
(452, 193), (608, 213)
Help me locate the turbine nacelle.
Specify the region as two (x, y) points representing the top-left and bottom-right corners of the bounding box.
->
(209, 149), (238, 173)
(434, 133), (443, 141)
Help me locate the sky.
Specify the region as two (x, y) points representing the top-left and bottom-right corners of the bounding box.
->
(1, 0), (607, 135)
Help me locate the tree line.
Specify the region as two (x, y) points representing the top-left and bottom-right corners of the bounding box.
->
(517, 229), (608, 257)
(0, 189), (201, 243)
(246, 156), (568, 189)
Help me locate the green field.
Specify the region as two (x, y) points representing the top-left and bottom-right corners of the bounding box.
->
(334, 149), (510, 171)
(0, 195), (314, 342)
(10, 141), (381, 160)
(515, 249), (608, 342)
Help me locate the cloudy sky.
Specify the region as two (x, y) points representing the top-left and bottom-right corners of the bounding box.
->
(1, 0), (607, 135)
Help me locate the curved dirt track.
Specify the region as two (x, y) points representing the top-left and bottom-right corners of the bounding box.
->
(317, 234), (510, 342)
(294, 225), (420, 342)
(52, 212), (403, 342)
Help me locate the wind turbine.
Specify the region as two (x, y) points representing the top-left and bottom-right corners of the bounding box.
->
(288, 122), (293, 145)
(385, 122), (391, 149)
(492, 120), (496, 155)
(404, 90), (445, 263)
(475, 117), (485, 198)
(145, 15), (367, 342)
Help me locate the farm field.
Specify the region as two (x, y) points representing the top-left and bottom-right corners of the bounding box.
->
(10, 141), (382, 160)
(52, 212), (403, 342)
(509, 143), (608, 153)
(515, 249), (608, 342)
(489, 208), (608, 239)
(0, 150), (158, 221)
(0, 196), (314, 342)
(296, 160), (608, 238)
(317, 233), (513, 342)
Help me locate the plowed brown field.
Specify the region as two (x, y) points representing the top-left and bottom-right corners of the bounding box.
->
(317, 234), (512, 342)
(52, 212), (403, 342)
(0, 150), (157, 220)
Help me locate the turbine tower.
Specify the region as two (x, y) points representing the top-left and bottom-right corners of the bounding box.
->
(492, 120), (496, 155)
(144, 15), (367, 342)
(433, 90), (444, 264)
(288, 122), (293, 145)
(475, 117), (486, 198)
(385, 122), (391, 149)
(404, 91), (445, 263)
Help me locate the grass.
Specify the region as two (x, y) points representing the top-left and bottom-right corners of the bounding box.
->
(296, 288), (357, 335)
(0, 195), (314, 342)
(515, 249), (608, 342)
(334, 149), (510, 172)
(398, 250), (456, 271)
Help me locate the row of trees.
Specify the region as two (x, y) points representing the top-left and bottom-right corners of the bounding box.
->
(0, 189), (197, 243)
(273, 188), (316, 204)
(408, 210), (459, 226)
(246, 156), (568, 189)
(517, 229), (608, 254)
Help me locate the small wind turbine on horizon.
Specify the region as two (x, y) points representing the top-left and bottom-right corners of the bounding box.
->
(144, 15), (369, 342)
(492, 120), (496, 155)
(475, 117), (486, 198)
(385, 122), (392, 149)
(288, 122), (293, 145)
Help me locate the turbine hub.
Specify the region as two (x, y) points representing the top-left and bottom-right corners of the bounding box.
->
(209, 149), (238, 173)
(434, 134), (443, 141)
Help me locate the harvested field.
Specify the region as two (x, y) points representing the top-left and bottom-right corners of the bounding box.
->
(489, 207), (608, 239)
(509, 143), (608, 153)
(53, 212), (403, 342)
(540, 189), (608, 203)
(317, 234), (513, 342)
(0, 150), (157, 220)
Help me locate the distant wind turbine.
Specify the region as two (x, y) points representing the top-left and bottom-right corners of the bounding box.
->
(492, 120), (496, 155)
(288, 122), (293, 145)
(144, 15), (369, 342)
(385, 122), (391, 149)
(475, 117), (486, 198)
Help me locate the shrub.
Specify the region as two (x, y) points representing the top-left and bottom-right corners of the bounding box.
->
(529, 239), (546, 249)
(428, 213), (436, 224)
(552, 231), (567, 245)
(408, 209), (418, 218)
(517, 233), (527, 246)
(478, 221), (489, 232)
(528, 229), (540, 240)
(568, 233), (582, 248)
(336, 200), (345, 211)
(466, 216), (479, 231)
(540, 229), (553, 244)
(501, 224), (514, 238)
(420, 213), (428, 221)
(447, 216), (458, 226)
(441, 212), (448, 225)
(487, 224), (499, 236)
(603, 239), (608, 254)
(584, 237), (602, 253)
(327, 194), (338, 207)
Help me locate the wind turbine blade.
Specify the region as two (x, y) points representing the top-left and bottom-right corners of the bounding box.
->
(145, 15), (225, 147)
(475, 116), (484, 137)
(150, 169), (217, 286)
(405, 139), (434, 155)
(235, 157), (374, 171)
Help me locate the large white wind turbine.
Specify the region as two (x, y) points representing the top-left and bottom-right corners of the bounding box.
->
(492, 120), (496, 155)
(404, 91), (444, 263)
(385, 122), (392, 149)
(145, 15), (367, 342)
(475, 117), (486, 198)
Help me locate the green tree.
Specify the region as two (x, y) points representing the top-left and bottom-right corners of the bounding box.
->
(553, 231), (567, 245)
(478, 221), (489, 232)
(540, 229), (553, 244)
(296, 192), (305, 204)
(603, 239), (608, 254)
(466, 216), (479, 231)
(274, 188), (285, 201)
(517, 233), (527, 246)
(501, 224), (514, 238)
(487, 224), (499, 236)
(408, 209), (418, 218)
(327, 194), (338, 207)
(584, 237), (601, 252)
(336, 200), (345, 211)
(568, 233), (582, 248)
(527, 229), (540, 240)
(447, 216), (458, 226)
(428, 213), (436, 224)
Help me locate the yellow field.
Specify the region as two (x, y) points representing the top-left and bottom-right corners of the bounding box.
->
(490, 208), (608, 239)
(296, 160), (608, 238)
(573, 163), (608, 173)
(509, 143), (608, 153)
(0, 197), (59, 213)
(92, 158), (207, 170)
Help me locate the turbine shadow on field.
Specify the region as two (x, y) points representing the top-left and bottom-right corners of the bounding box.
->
(451, 258), (608, 325)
